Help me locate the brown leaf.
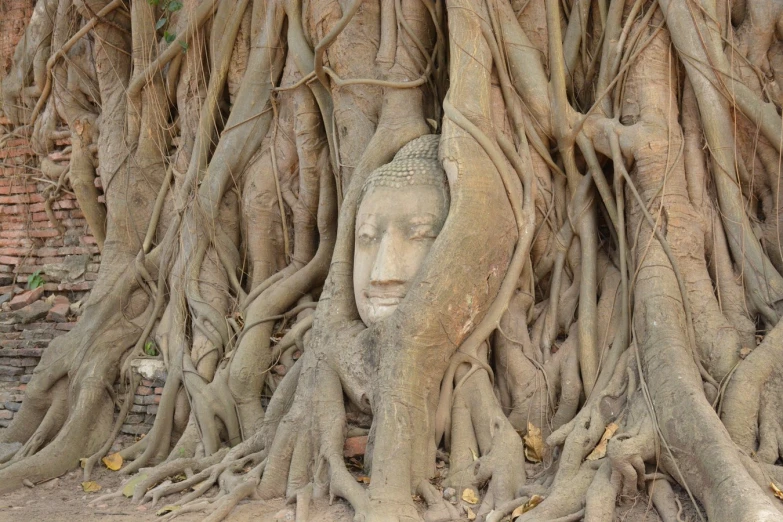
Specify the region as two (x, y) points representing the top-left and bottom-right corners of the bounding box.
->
(462, 488), (479, 505)
(102, 452), (123, 471)
(82, 481), (102, 493)
(523, 423), (545, 463)
(356, 476), (371, 484)
(511, 494), (544, 517)
(771, 482), (783, 501)
(586, 423), (619, 461)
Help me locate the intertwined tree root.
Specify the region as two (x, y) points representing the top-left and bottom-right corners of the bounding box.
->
(3, 0), (783, 521)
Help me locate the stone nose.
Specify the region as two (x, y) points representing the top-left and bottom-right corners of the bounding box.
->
(369, 231), (407, 286)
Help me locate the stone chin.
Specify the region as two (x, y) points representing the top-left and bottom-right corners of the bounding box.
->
(361, 297), (403, 325)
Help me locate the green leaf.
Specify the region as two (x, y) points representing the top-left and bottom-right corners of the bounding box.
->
(143, 340), (159, 357)
(27, 270), (43, 290)
(179, 40), (189, 52)
(164, 31), (176, 44)
(147, 0), (159, 5)
(155, 17), (166, 30)
(168, 1), (183, 12)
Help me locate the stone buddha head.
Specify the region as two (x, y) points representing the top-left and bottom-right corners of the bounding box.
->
(353, 135), (450, 326)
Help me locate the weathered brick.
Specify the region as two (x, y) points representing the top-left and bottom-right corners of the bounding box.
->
(0, 194), (43, 205)
(12, 300), (50, 323)
(0, 348), (43, 357)
(20, 328), (54, 340)
(120, 424), (150, 435)
(136, 386), (153, 396)
(8, 287), (43, 310)
(52, 199), (77, 210)
(55, 321), (77, 330)
(60, 282), (91, 291)
(29, 229), (60, 238)
(0, 247), (31, 256)
(134, 395), (156, 405)
(8, 183), (36, 193)
(343, 436), (368, 458)
(125, 414), (145, 424)
(46, 302), (69, 322)
(0, 410), (12, 420)
(32, 211), (68, 222)
(0, 366), (23, 376)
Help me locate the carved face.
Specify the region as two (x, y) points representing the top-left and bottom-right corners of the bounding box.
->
(353, 184), (448, 326)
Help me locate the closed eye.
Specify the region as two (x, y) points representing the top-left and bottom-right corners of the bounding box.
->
(358, 232), (378, 243)
(357, 224), (379, 243)
(410, 226), (437, 240)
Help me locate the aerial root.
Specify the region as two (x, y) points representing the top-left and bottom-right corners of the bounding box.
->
(417, 480), (461, 522)
(160, 457), (265, 522)
(647, 476), (685, 522)
(485, 496), (531, 522)
(144, 450), (265, 509)
(83, 373), (140, 481)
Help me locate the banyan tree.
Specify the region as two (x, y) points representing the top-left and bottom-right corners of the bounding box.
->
(3, 0), (783, 520)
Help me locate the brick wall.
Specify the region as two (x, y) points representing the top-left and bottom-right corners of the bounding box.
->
(0, 0), (34, 78)
(0, 135), (101, 427)
(0, 134), (164, 436)
(0, 5), (163, 436)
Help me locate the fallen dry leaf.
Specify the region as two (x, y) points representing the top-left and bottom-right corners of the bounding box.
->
(511, 494), (544, 517)
(523, 422), (545, 463)
(356, 476), (371, 484)
(466, 506), (476, 520)
(81, 481), (102, 493)
(586, 422), (619, 461)
(462, 488), (479, 505)
(102, 452), (123, 471)
(156, 505), (181, 516)
(771, 482), (783, 501)
(122, 472), (148, 497)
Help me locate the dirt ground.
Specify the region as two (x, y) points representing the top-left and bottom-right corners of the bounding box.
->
(0, 466), (686, 522)
(0, 435), (354, 522)
(0, 464), (355, 521)
(0, 438), (690, 521)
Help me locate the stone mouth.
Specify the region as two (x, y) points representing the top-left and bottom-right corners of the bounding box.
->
(367, 296), (403, 307)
